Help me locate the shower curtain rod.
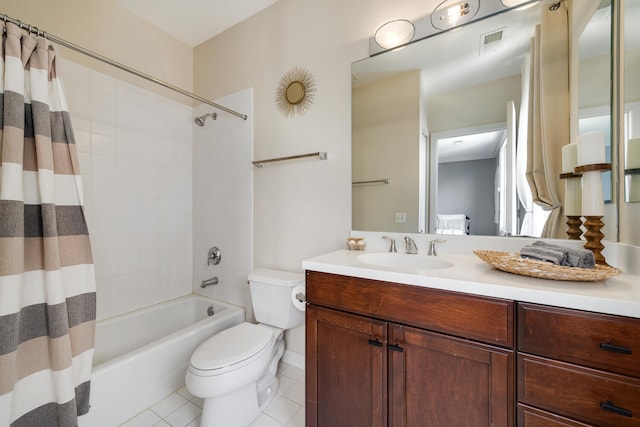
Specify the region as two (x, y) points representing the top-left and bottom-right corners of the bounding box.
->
(0, 13), (248, 120)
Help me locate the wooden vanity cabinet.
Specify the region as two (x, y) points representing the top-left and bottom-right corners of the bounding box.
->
(517, 303), (640, 427)
(305, 271), (515, 427)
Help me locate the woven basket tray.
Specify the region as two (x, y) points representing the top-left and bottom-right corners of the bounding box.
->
(474, 250), (622, 282)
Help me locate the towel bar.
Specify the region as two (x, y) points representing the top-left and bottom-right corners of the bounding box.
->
(252, 151), (327, 167)
(352, 178), (391, 185)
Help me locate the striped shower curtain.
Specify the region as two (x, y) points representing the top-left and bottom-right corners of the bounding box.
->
(0, 22), (96, 426)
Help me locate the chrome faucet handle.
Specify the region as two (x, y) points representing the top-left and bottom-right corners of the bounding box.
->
(382, 236), (397, 253)
(404, 236), (418, 254)
(207, 246), (221, 265)
(428, 239), (446, 256)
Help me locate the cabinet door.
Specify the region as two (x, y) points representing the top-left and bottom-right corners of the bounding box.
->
(306, 305), (387, 427)
(389, 324), (514, 427)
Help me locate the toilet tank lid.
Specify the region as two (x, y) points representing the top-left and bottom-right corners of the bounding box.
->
(248, 268), (304, 287)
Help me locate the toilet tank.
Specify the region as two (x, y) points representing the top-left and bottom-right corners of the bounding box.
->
(248, 268), (305, 329)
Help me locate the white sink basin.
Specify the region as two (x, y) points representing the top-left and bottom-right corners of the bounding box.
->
(357, 252), (453, 271)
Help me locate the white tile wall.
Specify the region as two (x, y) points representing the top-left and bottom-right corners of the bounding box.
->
(192, 90), (254, 317)
(59, 58), (194, 320)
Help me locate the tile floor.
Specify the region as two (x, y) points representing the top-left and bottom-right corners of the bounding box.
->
(120, 363), (305, 427)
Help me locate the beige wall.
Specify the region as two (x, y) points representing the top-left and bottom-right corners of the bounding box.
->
(2, 0), (193, 102)
(578, 55), (611, 110)
(193, 0), (439, 356)
(352, 71), (421, 233)
(427, 75), (522, 133)
(193, 0), (440, 270)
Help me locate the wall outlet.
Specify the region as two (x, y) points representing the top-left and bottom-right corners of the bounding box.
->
(395, 212), (407, 223)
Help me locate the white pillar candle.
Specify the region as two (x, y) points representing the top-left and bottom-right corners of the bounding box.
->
(627, 137), (640, 169)
(627, 175), (640, 202)
(565, 178), (582, 216)
(577, 131), (606, 166)
(561, 143), (578, 174)
(581, 171), (605, 216)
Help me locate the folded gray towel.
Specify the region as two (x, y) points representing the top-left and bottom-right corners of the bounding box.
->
(532, 241), (595, 269)
(520, 245), (567, 265)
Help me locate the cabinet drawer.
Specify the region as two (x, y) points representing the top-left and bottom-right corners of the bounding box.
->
(518, 303), (640, 377)
(518, 354), (640, 427)
(517, 404), (593, 426)
(306, 271), (514, 348)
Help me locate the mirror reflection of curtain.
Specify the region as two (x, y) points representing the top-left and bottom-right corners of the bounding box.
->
(517, 51), (549, 236)
(525, 1), (570, 238)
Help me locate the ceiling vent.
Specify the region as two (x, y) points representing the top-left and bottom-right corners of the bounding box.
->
(480, 28), (505, 54)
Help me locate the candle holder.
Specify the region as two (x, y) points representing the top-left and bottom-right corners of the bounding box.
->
(583, 216), (607, 265)
(574, 163), (611, 266)
(575, 163), (611, 174)
(565, 216), (583, 240)
(559, 171), (583, 240)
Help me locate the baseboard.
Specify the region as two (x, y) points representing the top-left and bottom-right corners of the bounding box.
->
(282, 350), (305, 370)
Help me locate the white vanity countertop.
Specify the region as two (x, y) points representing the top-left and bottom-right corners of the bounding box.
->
(302, 249), (640, 319)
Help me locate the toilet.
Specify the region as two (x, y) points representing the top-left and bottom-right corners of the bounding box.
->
(185, 268), (306, 427)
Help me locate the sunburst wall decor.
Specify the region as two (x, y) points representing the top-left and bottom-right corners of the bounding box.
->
(276, 67), (316, 118)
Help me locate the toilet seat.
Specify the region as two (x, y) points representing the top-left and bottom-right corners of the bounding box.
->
(190, 323), (274, 374)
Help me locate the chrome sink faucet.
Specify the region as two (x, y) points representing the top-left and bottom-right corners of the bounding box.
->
(428, 239), (446, 256)
(404, 237), (418, 254)
(382, 236), (397, 252)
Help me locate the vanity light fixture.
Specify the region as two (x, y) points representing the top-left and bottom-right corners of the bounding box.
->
(374, 19), (415, 49)
(431, 0), (480, 30)
(500, 0), (537, 7)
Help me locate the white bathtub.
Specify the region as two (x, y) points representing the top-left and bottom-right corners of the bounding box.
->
(79, 295), (245, 427)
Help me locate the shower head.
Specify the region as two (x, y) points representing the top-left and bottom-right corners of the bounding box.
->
(194, 112), (217, 126)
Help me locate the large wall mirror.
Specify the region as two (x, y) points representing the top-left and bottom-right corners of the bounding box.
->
(352, 0), (618, 241)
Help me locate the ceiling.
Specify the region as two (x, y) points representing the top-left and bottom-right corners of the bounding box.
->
(438, 130), (506, 164)
(116, 0), (279, 47)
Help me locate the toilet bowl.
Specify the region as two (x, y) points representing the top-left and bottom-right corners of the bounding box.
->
(186, 269), (305, 427)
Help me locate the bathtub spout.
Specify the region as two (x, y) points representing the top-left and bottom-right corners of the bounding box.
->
(201, 277), (219, 288)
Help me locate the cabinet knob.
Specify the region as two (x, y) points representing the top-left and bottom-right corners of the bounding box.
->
(368, 338), (383, 347)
